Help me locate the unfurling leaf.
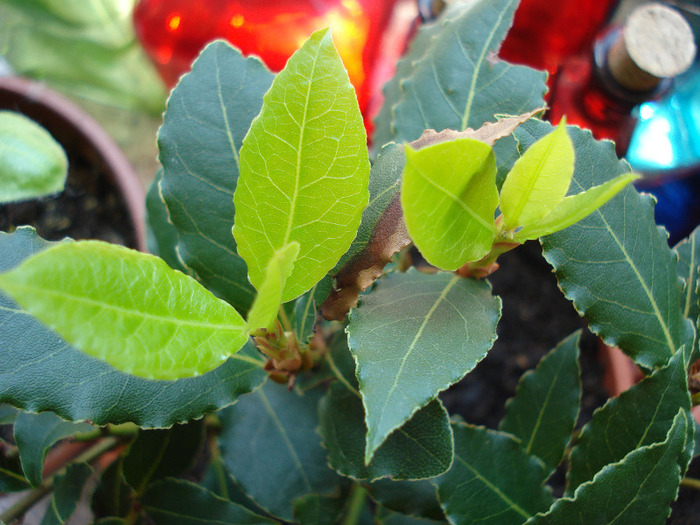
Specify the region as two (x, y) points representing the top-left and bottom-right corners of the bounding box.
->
(513, 172), (638, 242)
(233, 28), (370, 303)
(402, 139), (498, 269)
(500, 119), (574, 230)
(247, 242), (300, 332)
(0, 241), (248, 380)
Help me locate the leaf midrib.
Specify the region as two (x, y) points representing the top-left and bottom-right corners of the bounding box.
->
(3, 283), (245, 332)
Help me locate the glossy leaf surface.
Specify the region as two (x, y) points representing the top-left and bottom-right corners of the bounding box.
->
(320, 382), (453, 481)
(527, 411), (689, 525)
(513, 173), (638, 242)
(0, 111), (67, 204)
(234, 28), (370, 302)
(247, 242), (299, 332)
(368, 479), (443, 521)
(567, 350), (692, 492)
(500, 121), (574, 230)
(390, 0), (547, 144)
(14, 411), (93, 486)
(347, 269), (500, 463)
(674, 228), (700, 362)
(402, 139), (498, 269)
(218, 381), (342, 521)
(41, 463), (93, 525)
(0, 241), (248, 379)
(144, 169), (186, 274)
(142, 479), (276, 525)
(0, 228), (266, 428)
(158, 41), (273, 314)
(437, 423), (553, 525)
(523, 121), (694, 368)
(500, 332), (581, 475)
(123, 422), (204, 492)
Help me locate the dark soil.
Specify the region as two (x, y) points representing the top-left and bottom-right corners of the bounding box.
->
(0, 144), (137, 247)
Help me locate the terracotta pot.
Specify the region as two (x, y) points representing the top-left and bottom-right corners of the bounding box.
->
(0, 76), (146, 251)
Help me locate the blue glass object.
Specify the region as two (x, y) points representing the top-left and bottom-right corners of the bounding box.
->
(627, 60), (700, 244)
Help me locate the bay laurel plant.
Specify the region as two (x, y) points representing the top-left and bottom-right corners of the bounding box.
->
(0, 0), (698, 523)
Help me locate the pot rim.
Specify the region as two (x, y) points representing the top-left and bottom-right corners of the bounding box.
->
(0, 76), (146, 251)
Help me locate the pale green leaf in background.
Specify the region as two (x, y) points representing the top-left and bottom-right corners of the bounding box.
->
(158, 41), (274, 315)
(247, 242), (299, 332)
(0, 111), (67, 203)
(0, 228), (267, 427)
(402, 139), (498, 269)
(527, 410), (689, 525)
(0, 0), (166, 114)
(0, 241), (249, 380)
(436, 423), (554, 525)
(347, 269), (501, 463)
(500, 332), (581, 476)
(513, 172), (638, 242)
(14, 411), (94, 486)
(500, 120), (574, 230)
(234, 28), (370, 302)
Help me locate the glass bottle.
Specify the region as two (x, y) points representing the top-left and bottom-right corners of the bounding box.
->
(547, 3), (696, 155)
(132, 0), (400, 116)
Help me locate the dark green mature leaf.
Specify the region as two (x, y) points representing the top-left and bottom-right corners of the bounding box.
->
(0, 241), (249, 379)
(0, 111), (67, 203)
(370, 8), (444, 155)
(142, 479), (276, 525)
(390, 0), (547, 144)
(368, 479), (444, 521)
(436, 423), (554, 525)
(159, 41), (274, 314)
(567, 350), (692, 493)
(0, 228), (266, 428)
(522, 121), (694, 369)
(674, 227), (700, 362)
(500, 331), (581, 475)
(0, 404), (18, 425)
(14, 411), (93, 486)
(293, 493), (346, 525)
(145, 169), (186, 273)
(41, 463), (93, 525)
(527, 410), (690, 525)
(320, 382), (453, 481)
(218, 381), (342, 521)
(0, 467), (30, 492)
(234, 28), (370, 303)
(123, 421), (204, 492)
(201, 457), (271, 517)
(347, 269), (500, 463)
(91, 456), (131, 519)
(377, 510), (447, 525)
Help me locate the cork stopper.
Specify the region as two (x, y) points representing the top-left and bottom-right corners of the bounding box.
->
(607, 3), (696, 92)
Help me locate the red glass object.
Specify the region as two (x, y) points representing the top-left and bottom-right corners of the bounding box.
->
(133, 0), (399, 117)
(500, 0), (618, 74)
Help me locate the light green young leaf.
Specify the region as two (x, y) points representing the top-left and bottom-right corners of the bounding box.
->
(0, 241), (248, 380)
(0, 228), (267, 427)
(0, 111), (67, 203)
(234, 28), (370, 303)
(513, 172), (638, 242)
(402, 139), (498, 270)
(247, 242), (300, 332)
(500, 120), (574, 230)
(347, 269), (500, 463)
(500, 332), (581, 476)
(14, 411), (94, 486)
(527, 410), (690, 525)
